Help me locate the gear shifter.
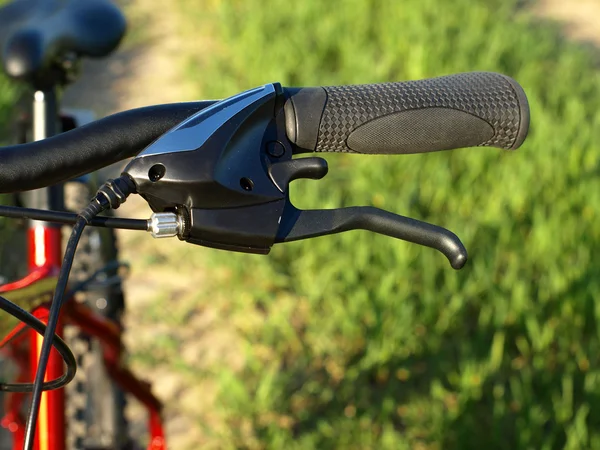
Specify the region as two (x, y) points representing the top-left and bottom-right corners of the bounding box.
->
(123, 83), (469, 269)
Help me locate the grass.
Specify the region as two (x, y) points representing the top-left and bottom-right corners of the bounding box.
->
(148, 0), (600, 448)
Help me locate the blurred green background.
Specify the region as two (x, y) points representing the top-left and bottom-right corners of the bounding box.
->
(2, 0), (600, 448)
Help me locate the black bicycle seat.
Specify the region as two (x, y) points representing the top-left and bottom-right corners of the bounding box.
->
(0, 0), (126, 85)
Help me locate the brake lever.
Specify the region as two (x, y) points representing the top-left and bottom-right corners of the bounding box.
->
(275, 203), (467, 269)
(268, 156), (467, 269)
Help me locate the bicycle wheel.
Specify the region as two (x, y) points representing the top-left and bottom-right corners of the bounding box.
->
(63, 179), (129, 450)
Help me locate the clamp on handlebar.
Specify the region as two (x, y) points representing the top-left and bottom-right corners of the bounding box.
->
(122, 83), (468, 269)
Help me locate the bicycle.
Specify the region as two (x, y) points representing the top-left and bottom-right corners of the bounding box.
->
(0, 1), (164, 449)
(0, 7), (530, 450)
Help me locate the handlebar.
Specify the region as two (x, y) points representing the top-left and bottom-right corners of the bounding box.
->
(0, 101), (215, 193)
(283, 72), (529, 154)
(0, 72), (530, 194)
(0, 72), (530, 269)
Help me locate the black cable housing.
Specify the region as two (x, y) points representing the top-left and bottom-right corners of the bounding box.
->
(0, 296), (77, 392)
(0, 204), (147, 230)
(23, 215), (90, 450)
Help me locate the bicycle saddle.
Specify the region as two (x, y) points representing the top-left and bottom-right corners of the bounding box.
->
(0, 0), (126, 86)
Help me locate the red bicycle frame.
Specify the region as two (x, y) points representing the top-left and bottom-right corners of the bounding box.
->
(0, 90), (167, 450)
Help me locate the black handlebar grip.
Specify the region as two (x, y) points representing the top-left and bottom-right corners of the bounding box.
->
(283, 72), (530, 154)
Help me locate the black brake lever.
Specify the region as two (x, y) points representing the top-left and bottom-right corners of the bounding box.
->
(275, 203), (467, 269)
(122, 82), (469, 270)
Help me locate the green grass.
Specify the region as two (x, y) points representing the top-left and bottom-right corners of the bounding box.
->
(157, 0), (600, 448)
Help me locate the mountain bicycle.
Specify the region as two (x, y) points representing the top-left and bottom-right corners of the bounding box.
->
(0, 0), (160, 449)
(0, 67), (529, 449)
(0, 3), (530, 450)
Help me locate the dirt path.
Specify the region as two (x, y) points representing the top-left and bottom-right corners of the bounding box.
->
(534, 0), (600, 46)
(62, 1), (204, 448)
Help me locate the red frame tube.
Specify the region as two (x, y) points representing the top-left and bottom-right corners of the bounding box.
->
(30, 307), (64, 450)
(0, 267), (53, 294)
(27, 226), (64, 450)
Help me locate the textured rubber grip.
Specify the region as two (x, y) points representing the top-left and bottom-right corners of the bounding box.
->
(283, 72), (530, 154)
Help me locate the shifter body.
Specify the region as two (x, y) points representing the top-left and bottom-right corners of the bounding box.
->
(123, 83), (467, 269)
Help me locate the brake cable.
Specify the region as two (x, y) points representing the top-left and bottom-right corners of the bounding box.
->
(0, 295), (76, 392)
(0, 204), (147, 230)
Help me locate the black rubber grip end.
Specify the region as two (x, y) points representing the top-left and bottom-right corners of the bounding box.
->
(283, 87), (327, 152)
(501, 74), (530, 150)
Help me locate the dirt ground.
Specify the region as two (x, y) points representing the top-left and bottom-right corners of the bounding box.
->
(61, 1), (203, 447)
(55, 0), (600, 448)
(534, 0), (600, 46)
